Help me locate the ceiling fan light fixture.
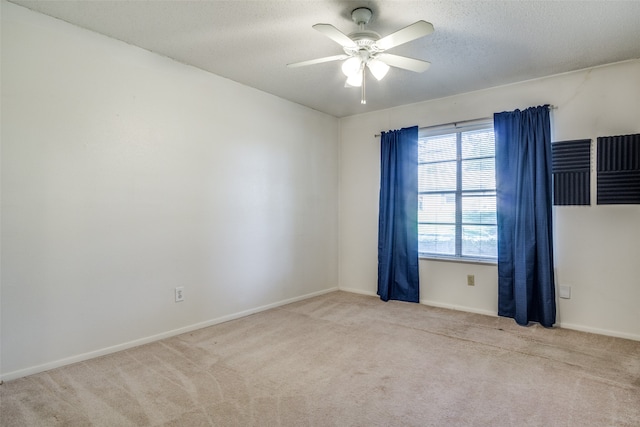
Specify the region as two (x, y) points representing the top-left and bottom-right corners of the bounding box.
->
(345, 72), (363, 87)
(341, 56), (362, 77)
(367, 59), (390, 81)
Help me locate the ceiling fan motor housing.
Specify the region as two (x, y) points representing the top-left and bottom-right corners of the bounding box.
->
(343, 31), (382, 56)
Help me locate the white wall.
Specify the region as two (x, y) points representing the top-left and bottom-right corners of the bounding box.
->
(1, 2), (339, 379)
(339, 59), (640, 340)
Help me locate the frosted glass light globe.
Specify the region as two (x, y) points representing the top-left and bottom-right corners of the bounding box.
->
(368, 59), (390, 81)
(341, 57), (362, 77)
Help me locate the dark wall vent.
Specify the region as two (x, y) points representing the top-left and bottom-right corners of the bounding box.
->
(597, 134), (640, 205)
(552, 139), (591, 205)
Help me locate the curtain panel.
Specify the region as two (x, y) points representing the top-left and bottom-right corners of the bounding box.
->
(494, 106), (556, 327)
(378, 126), (420, 303)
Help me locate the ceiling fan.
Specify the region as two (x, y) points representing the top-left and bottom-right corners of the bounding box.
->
(287, 7), (434, 104)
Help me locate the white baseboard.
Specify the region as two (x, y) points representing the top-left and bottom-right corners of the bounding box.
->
(338, 289), (639, 342)
(339, 288), (497, 317)
(419, 299), (497, 317)
(1, 287), (338, 382)
(338, 287), (377, 297)
(556, 321), (640, 342)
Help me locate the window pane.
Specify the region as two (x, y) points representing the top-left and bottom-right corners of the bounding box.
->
(419, 224), (455, 255)
(418, 125), (496, 260)
(462, 129), (495, 159)
(419, 134), (456, 163)
(419, 161), (456, 192)
(418, 194), (455, 223)
(462, 158), (495, 190)
(462, 193), (496, 225)
(462, 225), (497, 258)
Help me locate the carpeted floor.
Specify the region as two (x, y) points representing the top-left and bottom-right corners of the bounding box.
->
(1, 291), (639, 426)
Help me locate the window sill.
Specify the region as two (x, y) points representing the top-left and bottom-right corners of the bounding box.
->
(418, 254), (497, 266)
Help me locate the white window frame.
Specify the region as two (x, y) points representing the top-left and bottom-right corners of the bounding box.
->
(418, 120), (497, 264)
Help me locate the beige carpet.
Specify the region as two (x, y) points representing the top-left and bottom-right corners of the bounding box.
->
(1, 291), (639, 426)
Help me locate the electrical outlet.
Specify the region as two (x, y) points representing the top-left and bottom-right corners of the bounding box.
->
(175, 286), (184, 302)
(559, 285), (571, 299)
(467, 275), (475, 286)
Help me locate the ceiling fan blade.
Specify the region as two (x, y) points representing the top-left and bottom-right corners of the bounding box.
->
(287, 54), (350, 68)
(377, 53), (431, 73)
(375, 21), (434, 50)
(312, 23), (357, 48)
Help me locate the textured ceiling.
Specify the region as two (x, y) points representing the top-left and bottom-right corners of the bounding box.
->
(8, 0), (640, 118)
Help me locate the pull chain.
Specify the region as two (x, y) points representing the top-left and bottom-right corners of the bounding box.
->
(361, 67), (366, 104)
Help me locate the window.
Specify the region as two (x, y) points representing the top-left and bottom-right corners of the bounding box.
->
(418, 122), (497, 261)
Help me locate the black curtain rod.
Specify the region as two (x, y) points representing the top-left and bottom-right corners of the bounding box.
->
(374, 105), (557, 138)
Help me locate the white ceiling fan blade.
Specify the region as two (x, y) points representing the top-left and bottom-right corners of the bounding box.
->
(377, 53), (431, 73)
(287, 54), (349, 68)
(375, 21), (434, 51)
(312, 24), (357, 48)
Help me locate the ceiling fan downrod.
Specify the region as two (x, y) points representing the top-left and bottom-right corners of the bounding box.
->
(361, 67), (366, 104)
(352, 8), (372, 105)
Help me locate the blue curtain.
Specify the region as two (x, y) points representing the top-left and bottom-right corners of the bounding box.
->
(377, 126), (420, 303)
(494, 106), (556, 327)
